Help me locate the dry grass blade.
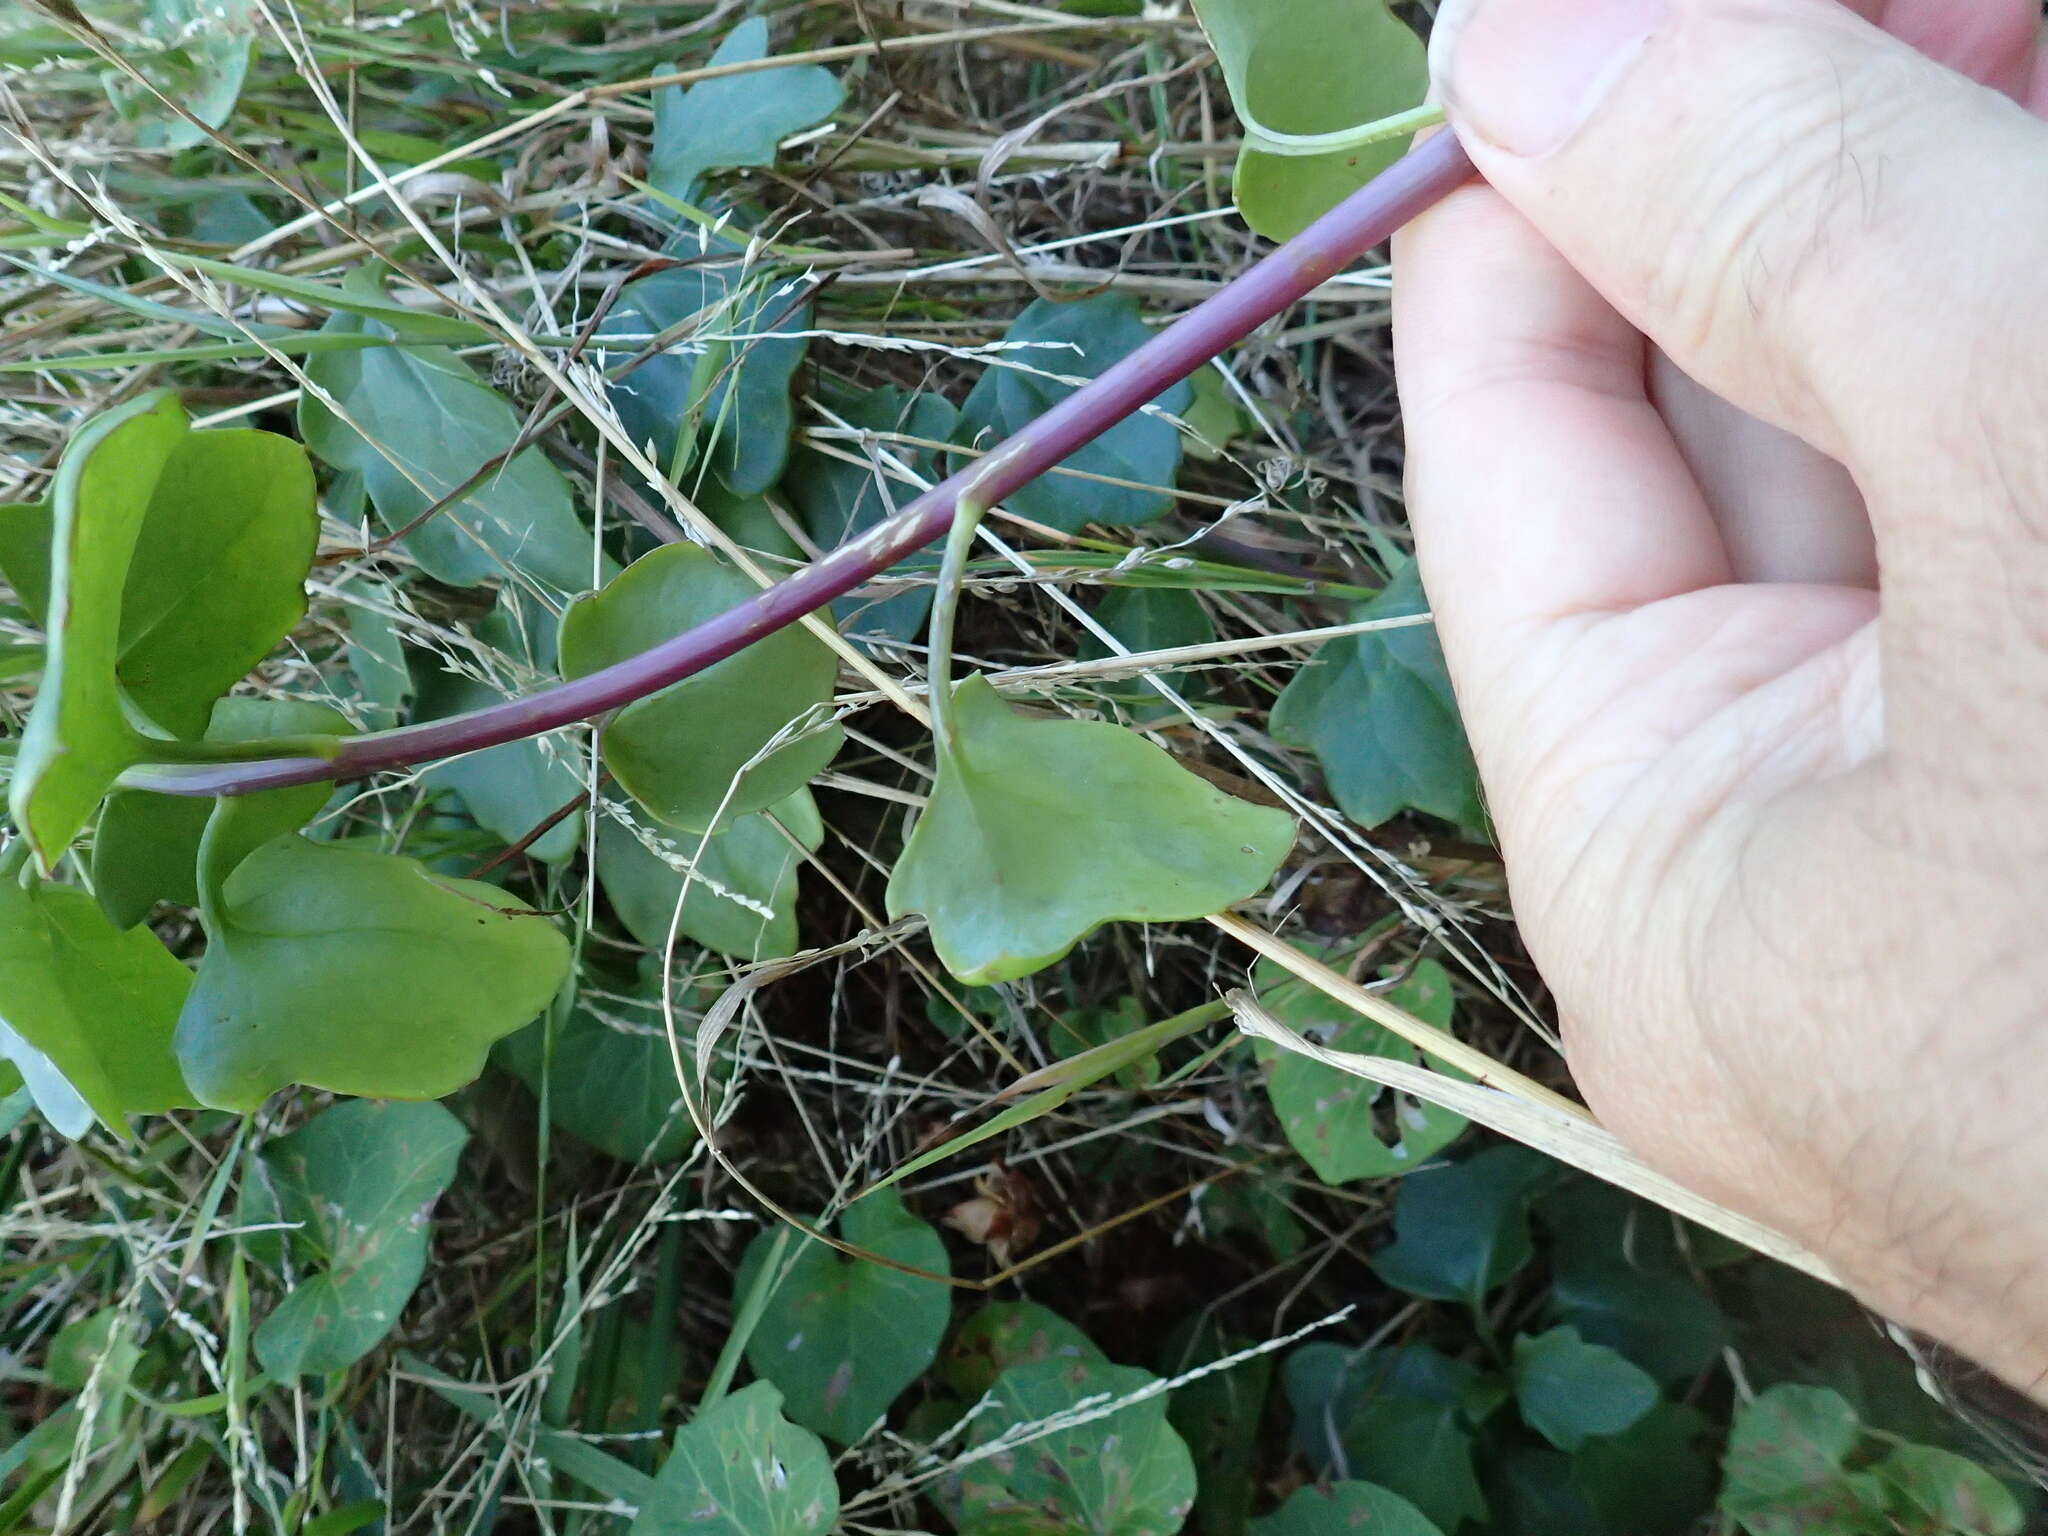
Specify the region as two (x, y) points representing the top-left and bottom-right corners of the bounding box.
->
(1227, 988), (1839, 1286)
(1208, 910), (1585, 1119)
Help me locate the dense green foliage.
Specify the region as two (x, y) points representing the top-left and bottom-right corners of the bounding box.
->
(0, 0), (2028, 1530)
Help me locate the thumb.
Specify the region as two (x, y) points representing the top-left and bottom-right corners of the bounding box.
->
(1431, 0), (2048, 573)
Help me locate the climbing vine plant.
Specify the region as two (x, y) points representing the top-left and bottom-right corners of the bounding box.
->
(0, 4), (2032, 1533)
(0, 0), (1462, 1136)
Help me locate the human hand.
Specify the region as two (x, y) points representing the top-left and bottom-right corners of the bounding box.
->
(1393, 0), (2048, 1391)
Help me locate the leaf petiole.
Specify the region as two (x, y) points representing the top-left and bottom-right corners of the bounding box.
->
(1240, 102), (1445, 160)
(926, 441), (1029, 757)
(137, 733), (345, 767)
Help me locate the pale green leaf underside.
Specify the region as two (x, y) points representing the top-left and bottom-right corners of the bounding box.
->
(1190, 0), (1430, 241)
(887, 674), (1295, 984)
(6, 393), (321, 867)
(117, 426), (318, 737)
(176, 836), (571, 1111)
(9, 392), (186, 869)
(0, 881), (192, 1136)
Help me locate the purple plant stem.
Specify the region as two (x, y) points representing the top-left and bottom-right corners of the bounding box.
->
(126, 132), (1478, 799)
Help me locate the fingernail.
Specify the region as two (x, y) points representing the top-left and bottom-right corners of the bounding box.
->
(1431, 0), (1671, 158)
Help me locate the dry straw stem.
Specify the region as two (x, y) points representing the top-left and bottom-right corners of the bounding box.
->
(1227, 987), (1839, 1287)
(1208, 910), (1585, 1119)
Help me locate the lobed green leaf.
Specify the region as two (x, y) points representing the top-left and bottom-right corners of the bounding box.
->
(647, 17), (844, 206)
(250, 1099), (467, 1377)
(300, 292), (597, 592)
(631, 1382), (838, 1536)
(1253, 953), (1470, 1181)
(734, 1190), (951, 1445)
(0, 881), (193, 1137)
(1190, 0), (1429, 241)
(176, 836), (571, 1111)
(886, 673), (1294, 984)
(954, 294), (1193, 533)
(1271, 559), (1482, 831)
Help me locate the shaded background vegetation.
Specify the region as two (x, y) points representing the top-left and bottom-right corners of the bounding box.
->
(0, 1), (2037, 1531)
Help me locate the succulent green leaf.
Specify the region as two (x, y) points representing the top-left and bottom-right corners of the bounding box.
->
(175, 835), (570, 1111)
(1483, 1446), (1604, 1536)
(601, 253), (812, 496)
(0, 880), (193, 1137)
(886, 673), (1294, 984)
(299, 303), (596, 591)
(9, 391), (184, 868)
(648, 17), (845, 204)
(1271, 559), (1482, 830)
(93, 697), (348, 929)
(1283, 1343), (1488, 1534)
(1372, 1144), (1561, 1308)
(92, 790), (210, 930)
(782, 385), (957, 642)
(957, 1358), (1197, 1535)
(1251, 1483), (1446, 1536)
(702, 477), (806, 560)
(134, 0), (257, 149)
(560, 544), (842, 831)
(1511, 1326), (1659, 1453)
(342, 594), (412, 731)
(0, 422), (315, 738)
(252, 1099), (467, 1377)
(47, 1306), (145, 1395)
(1190, 0), (1429, 241)
(1047, 996), (1159, 1090)
(954, 294), (1193, 532)
(631, 1382), (838, 1536)
(735, 1189), (951, 1444)
(1181, 367), (1250, 462)
(1, 409), (317, 788)
(1254, 953), (1469, 1181)
(1080, 584), (1217, 712)
(939, 1302), (1106, 1401)
(596, 791), (821, 961)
